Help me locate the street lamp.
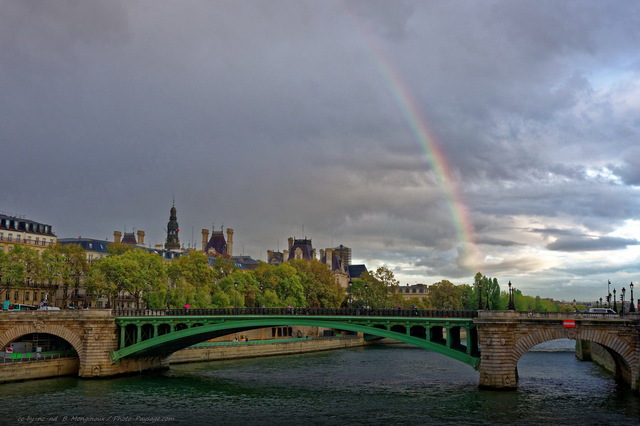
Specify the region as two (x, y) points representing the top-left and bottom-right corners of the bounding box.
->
(259, 284), (264, 309)
(599, 297), (602, 308)
(364, 283), (369, 309)
(629, 282), (635, 313)
(621, 287), (626, 315)
(234, 280), (238, 309)
(613, 288), (617, 312)
(508, 281), (515, 310)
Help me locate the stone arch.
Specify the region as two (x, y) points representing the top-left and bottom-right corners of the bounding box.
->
(512, 327), (634, 372)
(0, 324), (84, 359)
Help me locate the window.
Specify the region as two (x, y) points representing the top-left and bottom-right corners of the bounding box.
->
(15, 235), (20, 243)
(14, 291), (18, 300)
(25, 292), (30, 301)
(5, 291), (9, 300)
(7, 234), (12, 242)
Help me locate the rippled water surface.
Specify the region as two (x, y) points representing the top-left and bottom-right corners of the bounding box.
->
(1, 344), (638, 425)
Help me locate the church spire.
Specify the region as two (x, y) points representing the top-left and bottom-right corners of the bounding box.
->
(165, 200), (180, 250)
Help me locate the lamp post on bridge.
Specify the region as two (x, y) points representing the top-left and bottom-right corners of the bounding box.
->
(485, 284), (490, 310)
(621, 287), (626, 315)
(508, 281), (515, 311)
(613, 289), (617, 313)
(629, 282), (635, 313)
(599, 297), (602, 308)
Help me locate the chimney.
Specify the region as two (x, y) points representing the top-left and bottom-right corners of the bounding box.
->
(320, 249), (325, 262)
(201, 229), (209, 252)
(114, 231), (121, 243)
(137, 230), (145, 245)
(325, 248), (333, 268)
(227, 228), (234, 257)
(288, 237), (294, 250)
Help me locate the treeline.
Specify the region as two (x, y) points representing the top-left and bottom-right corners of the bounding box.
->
(403, 272), (569, 312)
(0, 243), (570, 311)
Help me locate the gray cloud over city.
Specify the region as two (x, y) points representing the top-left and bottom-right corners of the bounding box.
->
(2, 0), (639, 301)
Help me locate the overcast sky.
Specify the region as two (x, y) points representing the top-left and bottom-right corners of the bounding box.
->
(2, 0), (639, 302)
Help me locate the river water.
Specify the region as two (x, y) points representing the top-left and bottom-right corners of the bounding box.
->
(1, 340), (638, 425)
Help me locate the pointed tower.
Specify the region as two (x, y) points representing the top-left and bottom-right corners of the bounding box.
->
(165, 200), (180, 250)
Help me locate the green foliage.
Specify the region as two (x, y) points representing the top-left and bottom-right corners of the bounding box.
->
(429, 280), (464, 310)
(288, 259), (343, 308)
(0, 247), (27, 291)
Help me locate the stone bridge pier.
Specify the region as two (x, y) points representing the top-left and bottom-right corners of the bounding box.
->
(0, 310), (166, 378)
(475, 311), (640, 391)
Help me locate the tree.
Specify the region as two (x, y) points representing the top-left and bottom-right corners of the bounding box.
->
(357, 266), (398, 308)
(429, 280), (463, 310)
(459, 284), (475, 310)
(167, 251), (215, 308)
(289, 259), (343, 308)
(64, 244), (90, 307)
(0, 248), (26, 299)
(121, 249), (166, 309)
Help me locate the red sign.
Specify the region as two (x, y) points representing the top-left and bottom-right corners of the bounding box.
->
(563, 320), (575, 328)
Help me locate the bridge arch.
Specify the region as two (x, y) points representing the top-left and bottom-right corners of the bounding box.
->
(111, 318), (479, 367)
(0, 324), (84, 359)
(512, 328), (635, 384)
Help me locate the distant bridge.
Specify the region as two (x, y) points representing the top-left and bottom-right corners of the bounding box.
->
(0, 308), (638, 390)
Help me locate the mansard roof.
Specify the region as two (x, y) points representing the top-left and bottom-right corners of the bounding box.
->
(348, 264), (368, 280)
(288, 238), (314, 260)
(0, 214), (56, 236)
(58, 237), (111, 253)
(205, 231), (227, 255)
(121, 232), (137, 245)
(321, 251), (343, 272)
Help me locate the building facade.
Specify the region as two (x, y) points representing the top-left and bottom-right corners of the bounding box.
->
(0, 213), (57, 254)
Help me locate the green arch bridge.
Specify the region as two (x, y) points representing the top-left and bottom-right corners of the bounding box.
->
(110, 308), (480, 367)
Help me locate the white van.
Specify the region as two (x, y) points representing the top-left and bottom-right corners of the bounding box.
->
(588, 307), (616, 314)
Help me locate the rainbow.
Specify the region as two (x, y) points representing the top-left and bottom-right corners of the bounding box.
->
(343, 6), (478, 271)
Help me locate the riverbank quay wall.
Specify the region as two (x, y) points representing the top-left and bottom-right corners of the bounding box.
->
(576, 339), (629, 383)
(0, 310), (166, 379)
(474, 310), (640, 391)
(0, 357), (79, 383)
(169, 336), (364, 364)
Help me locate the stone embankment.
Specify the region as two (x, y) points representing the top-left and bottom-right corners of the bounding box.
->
(169, 335), (364, 364)
(0, 336), (364, 384)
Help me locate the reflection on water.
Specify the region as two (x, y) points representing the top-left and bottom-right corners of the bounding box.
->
(529, 338), (575, 352)
(0, 345), (637, 425)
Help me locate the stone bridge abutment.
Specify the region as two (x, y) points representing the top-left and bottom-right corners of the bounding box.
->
(475, 311), (640, 391)
(0, 310), (166, 378)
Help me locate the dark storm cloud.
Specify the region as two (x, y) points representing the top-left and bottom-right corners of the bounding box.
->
(546, 236), (639, 252)
(1, 0), (639, 300)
